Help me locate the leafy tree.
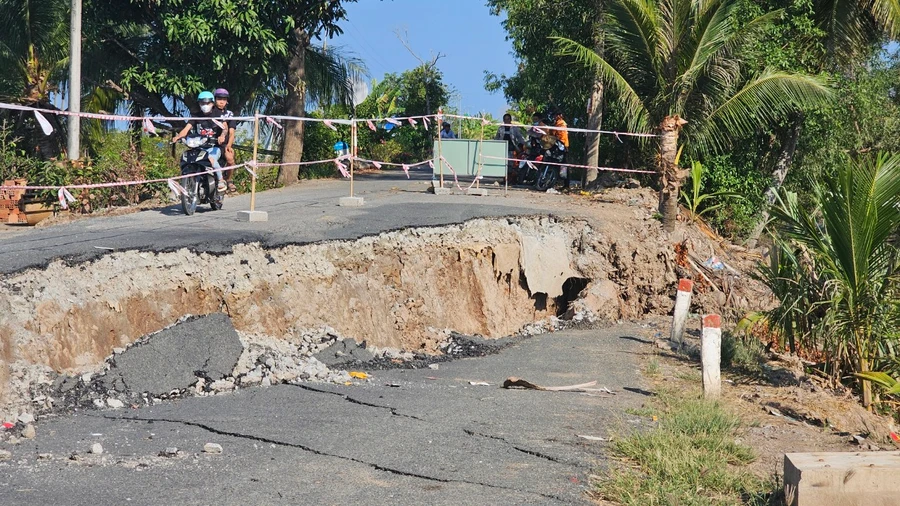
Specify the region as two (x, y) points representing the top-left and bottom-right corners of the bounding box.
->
(555, 0), (831, 232)
(734, 0), (900, 245)
(487, 0), (606, 182)
(355, 68), (449, 164)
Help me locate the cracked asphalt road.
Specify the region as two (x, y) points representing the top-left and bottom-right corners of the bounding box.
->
(0, 167), (583, 275)
(0, 326), (654, 505)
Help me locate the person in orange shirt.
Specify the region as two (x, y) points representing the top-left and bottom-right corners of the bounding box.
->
(552, 110), (569, 149)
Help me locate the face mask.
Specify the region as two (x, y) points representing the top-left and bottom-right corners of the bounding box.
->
(200, 104), (213, 113)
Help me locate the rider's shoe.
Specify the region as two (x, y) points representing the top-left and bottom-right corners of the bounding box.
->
(217, 179), (226, 193)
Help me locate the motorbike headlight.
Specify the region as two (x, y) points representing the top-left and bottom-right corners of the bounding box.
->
(184, 136), (204, 148)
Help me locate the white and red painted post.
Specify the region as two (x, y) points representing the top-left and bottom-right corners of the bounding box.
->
(701, 314), (722, 399)
(671, 278), (694, 346)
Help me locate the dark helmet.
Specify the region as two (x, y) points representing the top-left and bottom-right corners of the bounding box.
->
(213, 88), (229, 99)
(442, 121), (451, 128)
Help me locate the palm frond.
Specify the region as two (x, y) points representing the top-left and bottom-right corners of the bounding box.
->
(696, 70), (832, 154)
(869, 0), (900, 36)
(304, 44), (368, 110)
(552, 36), (651, 133)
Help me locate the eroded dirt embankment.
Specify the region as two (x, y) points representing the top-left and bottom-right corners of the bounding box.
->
(0, 214), (683, 416)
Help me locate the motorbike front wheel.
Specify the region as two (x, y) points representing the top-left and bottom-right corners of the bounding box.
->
(534, 165), (558, 191)
(180, 178), (199, 215)
(210, 183), (223, 211)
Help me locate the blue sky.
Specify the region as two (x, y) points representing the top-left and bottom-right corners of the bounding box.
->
(328, 0), (516, 118)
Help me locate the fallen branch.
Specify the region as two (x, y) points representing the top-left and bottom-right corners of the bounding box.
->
(502, 377), (614, 394)
(686, 256), (721, 292)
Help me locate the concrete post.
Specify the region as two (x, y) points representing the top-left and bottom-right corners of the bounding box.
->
(701, 314), (722, 399)
(671, 278), (693, 346)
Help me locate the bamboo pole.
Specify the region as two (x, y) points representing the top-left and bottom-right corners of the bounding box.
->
(251, 111), (260, 211)
(350, 119), (356, 197)
(476, 116), (485, 189)
(438, 108), (444, 188)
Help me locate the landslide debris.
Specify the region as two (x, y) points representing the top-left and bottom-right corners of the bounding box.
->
(0, 208), (768, 424)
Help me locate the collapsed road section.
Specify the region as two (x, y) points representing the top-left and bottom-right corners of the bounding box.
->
(0, 215), (685, 420)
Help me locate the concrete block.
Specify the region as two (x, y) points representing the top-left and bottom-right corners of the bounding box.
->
(339, 196), (365, 207)
(236, 210), (268, 222)
(433, 187), (452, 195)
(784, 452), (900, 506)
(466, 188), (488, 196)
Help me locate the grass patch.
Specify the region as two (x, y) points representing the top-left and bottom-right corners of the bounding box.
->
(596, 390), (771, 505)
(644, 357), (661, 377)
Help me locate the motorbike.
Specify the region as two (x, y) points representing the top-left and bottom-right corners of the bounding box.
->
(178, 136), (224, 215)
(518, 134), (567, 190)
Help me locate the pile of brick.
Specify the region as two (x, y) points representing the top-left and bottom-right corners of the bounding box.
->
(0, 179), (28, 224)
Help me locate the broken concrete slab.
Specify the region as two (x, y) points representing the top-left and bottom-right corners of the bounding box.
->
(784, 452), (900, 506)
(520, 234), (576, 298)
(313, 339), (373, 366)
(101, 313), (242, 395)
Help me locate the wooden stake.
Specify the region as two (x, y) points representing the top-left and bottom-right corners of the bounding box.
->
(251, 111), (259, 211)
(476, 117), (485, 189)
(350, 120), (356, 197)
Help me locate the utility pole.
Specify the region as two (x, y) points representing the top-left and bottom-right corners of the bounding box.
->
(67, 0), (82, 160)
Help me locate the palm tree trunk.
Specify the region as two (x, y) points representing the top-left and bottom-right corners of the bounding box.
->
(658, 115), (687, 232)
(585, 13), (604, 187)
(859, 355), (873, 409)
(279, 28), (310, 186)
(746, 112), (805, 248)
(585, 79), (604, 186)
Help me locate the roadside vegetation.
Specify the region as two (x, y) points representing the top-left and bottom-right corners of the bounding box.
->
(597, 387), (772, 506)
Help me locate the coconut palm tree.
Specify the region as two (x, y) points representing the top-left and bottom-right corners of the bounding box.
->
(818, 0), (900, 68)
(0, 0), (70, 157)
(554, 0), (832, 231)
(770, 153), (900, 408)
(279, 39), (367, 185)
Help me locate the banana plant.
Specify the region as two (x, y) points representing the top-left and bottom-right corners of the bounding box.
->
(680, 161), (743, 223)
(854, 371), (900, 395)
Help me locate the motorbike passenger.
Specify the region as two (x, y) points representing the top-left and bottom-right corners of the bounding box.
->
(551, 110), (570, 186)
(212, 88), (237, 193)
(551, 110), (569, 151)
(172, 90), (227, 192)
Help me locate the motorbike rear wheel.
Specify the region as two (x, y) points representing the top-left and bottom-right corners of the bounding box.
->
(180, 178), (199, 215)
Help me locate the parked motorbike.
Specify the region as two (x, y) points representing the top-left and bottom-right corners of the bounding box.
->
(518, 134), (567, 190)
(178, 136), (223, 215)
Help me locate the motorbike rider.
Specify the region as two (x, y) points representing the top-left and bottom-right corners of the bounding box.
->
(495, 113), (525, 157)
(212, 88), (237, 193)
(172, 90), (227, 192)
